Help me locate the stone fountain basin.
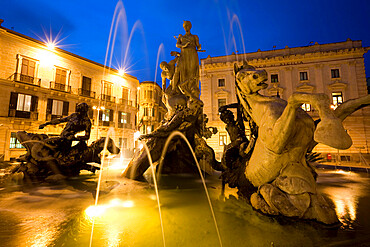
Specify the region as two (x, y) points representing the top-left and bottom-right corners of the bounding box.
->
(0, 166), (369, 247)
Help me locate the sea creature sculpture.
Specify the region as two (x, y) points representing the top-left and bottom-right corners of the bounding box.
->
(220, 62), (370, 224)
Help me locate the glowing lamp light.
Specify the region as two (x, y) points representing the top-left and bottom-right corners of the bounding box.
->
(330, 104), (337, 110)
(118, 69), (125, 76)
(122, 200), (134, 208)
(46, 42), (56, 50)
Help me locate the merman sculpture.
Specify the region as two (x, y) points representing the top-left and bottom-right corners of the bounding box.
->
(220, 62), (370, 224)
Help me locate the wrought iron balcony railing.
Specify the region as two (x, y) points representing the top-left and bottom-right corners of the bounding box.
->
(119, 98), (134, 106)
(8, 109), (38, 120)
(50, 81), (71, 93)
(78, 88), (96, 98)
(9, 73), (41, 86)
(100, 94), (116, 103)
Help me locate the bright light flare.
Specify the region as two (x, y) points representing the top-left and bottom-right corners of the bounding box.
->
(85, 199), (135, 219)
(134, 131), (141, 141)
(46, 42), (56, 50)
(85, 205), (107, 218)
(118, 68), (125, 76)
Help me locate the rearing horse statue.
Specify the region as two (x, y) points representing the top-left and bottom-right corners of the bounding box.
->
(222, 62), (370, 224)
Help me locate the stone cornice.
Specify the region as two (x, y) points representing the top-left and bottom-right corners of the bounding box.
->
(202, 47), (367, 70)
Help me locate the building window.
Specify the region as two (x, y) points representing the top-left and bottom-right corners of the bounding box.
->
(9, 92), (38, 118)
(20, 58), (36, 83)
(55, 68), (67, 85)
(143, 107), (149, 117)
(46, 99), (69, 119)
(332, 92), (343, 106)
(219, 132), (227, 146)
(81, 76), (92, 96)
(52, 100), (63, 115)
(152, 107), (155, 117)
(145, 90), (153, 99)
(300, 72), (308, 81)
(122, 87), (129, 103)
(101, 109), (112, 122)
(218, 98), (226, 109)
(102, 81), (113, 95)
(331, 69), (340, 79)
(10, 132), (24, 149)
(301, 103), (311, 112)
(119, 112), (131, 124)
(271, 74), (279, 83)
(218, 78), (225, 87)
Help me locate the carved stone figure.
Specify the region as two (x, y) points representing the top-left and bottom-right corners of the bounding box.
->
(220, 62), (370, 224)
(12, 103), (120, 182)
(123, 21), (219, 180)
(173, 20), (202, 100)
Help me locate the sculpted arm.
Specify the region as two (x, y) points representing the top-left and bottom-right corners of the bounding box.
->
(39, 114), (72, 129)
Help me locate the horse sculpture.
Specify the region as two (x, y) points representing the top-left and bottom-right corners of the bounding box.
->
(220, 62), (370, 224)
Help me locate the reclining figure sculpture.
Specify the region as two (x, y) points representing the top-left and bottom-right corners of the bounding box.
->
(220, 62), (370, 225)
(11, 103), (120, 182)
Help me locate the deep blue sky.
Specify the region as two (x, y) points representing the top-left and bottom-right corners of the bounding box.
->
(1, 0), (369, 83)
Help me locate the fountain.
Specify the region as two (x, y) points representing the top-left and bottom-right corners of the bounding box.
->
(1, 6), (370, 246)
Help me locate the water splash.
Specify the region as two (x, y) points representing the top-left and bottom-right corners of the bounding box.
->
(141, 140), (166, 247)
(89, 128), (114, 247)
(157, 131), (223, 247)
(154, 43), (165, 84)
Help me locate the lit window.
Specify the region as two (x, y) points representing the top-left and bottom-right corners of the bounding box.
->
(300, 72), (308, 81)
(218, 78), (225, 87)
(16, 94), (32, 112)
(331, 69), (340, 79)
(119, 112), (130, 124)
(10, 132), (24, 149)
(332, 92), (343, 106)
(271, 74), (279, 83)
(219, 133), (227, 146)
(52, 100), (64, 115)
(218, 98), (226, 109)
(301, 103), (311, 112)
(101, 109), (111, 122)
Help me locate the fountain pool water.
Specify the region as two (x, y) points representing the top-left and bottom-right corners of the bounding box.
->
(0, 164), (369, 247)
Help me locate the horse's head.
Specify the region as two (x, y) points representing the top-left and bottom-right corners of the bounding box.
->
(234, 62), (268, 95)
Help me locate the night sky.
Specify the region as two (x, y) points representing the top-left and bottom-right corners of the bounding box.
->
(1, 0), (369, 84)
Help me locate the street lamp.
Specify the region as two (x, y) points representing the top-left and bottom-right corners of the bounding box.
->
(92, 105), (105, 139)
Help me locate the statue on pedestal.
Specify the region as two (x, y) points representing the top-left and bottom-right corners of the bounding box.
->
(123, 21), (219, 179)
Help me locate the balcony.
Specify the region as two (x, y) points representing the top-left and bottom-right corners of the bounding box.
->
(99, 120), (115, 127)
(118, 122), (132, 129)
(8, 109), (38, 119)
(78, 88), (96, 98)
(9, 73), (41, 86)
(100, 94), (116, 103)
(119, 99), (133, 106)
(50, 81), (71, 93)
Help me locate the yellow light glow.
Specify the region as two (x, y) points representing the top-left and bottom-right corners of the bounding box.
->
(134, 131), (141, 141)
(37, 49), (57, 67)
(85, 205), (107, 218)
(122, 200), (134, 208)
(118, 69), (125, 76)
(46, 42), (55, 50)
(101, 106), (105, 110)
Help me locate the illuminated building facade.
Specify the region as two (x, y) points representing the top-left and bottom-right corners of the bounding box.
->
(137, 81), (167, 135)
(201, 39), (370, 163)
(0, 24), (139, 160)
